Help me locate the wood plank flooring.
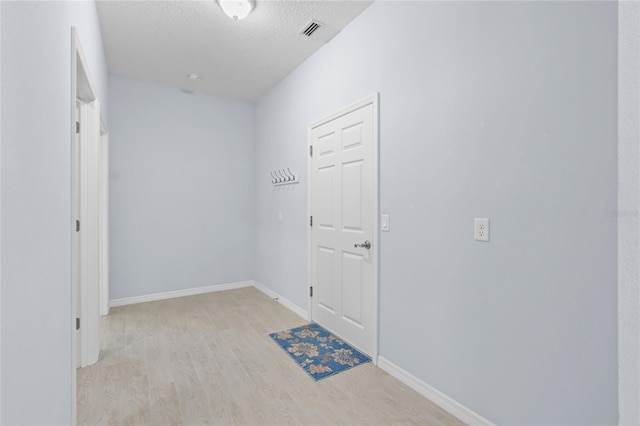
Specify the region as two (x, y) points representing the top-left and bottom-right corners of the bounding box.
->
(77, 287), (463, 425)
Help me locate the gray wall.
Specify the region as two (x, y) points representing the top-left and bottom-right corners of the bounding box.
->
(1, 1), (108, 424)
(254, 1), (618, 424)
(109, 76), (255, 299)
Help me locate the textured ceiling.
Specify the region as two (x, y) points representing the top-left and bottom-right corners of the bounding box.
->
(96, 0), (373, 102)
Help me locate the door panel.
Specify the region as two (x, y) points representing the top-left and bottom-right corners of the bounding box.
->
(310, 101), (376, 356)
(317, 131), (337, 157)
(342, 122), (363, 151)
(317, 246), (336, 313)
(316, 166), (336, 229)
(342, 251), (364, 326)
(342, 160), (364, 231)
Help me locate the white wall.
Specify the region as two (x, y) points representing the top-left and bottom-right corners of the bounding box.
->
(255, 1), (618, 424)
(619, 2), (640, 424)
(1, 1), (108, 424)
(109, 76), (255, 299)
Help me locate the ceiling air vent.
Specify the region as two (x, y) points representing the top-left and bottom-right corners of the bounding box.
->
(300, 20), (323, 37)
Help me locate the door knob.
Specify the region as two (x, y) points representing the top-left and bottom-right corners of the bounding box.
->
(354, 240), (371, 249)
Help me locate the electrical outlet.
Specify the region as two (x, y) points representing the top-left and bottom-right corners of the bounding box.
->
(474, 218), (489, 241)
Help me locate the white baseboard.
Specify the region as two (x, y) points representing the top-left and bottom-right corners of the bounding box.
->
(377, 356), (494, 426)
(252, 280), (308, 321)
(110, 281), (254, 307)
(109, 281), (310, 323)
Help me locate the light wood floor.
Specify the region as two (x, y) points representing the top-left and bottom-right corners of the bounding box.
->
(77, 287), (463, 425)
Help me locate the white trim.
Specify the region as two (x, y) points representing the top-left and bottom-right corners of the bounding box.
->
(252, 281), (308, 320)
(109, 281), (254, 307)
(1, 0), (3, 421)
(110, 281), (310, 322)
(70, 28), (77, 426)
(306, 125), (313, 322)
(308, 94), (379, 129)
(79, 99), (101, 368)
(377, 356), (494, 426)
(372, 94), (380, 365)
(618, 2), (640, 423)
(71, 26), (103, 423)
(72, 25), (106, 373)
(99, 132), (109, 316)
(307, 93), (380, 364)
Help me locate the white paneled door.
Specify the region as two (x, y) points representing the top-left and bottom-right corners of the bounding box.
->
(309, 95), (379, 358)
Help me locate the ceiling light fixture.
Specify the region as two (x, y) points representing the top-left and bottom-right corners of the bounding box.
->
(187, 73), (201, 81)
(217, 0), (255, 21)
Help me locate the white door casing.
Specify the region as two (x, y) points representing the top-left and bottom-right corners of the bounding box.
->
(72, 101), (81, 366)
(308, 94), (379, 360)
(80, 98), (101, 367)
(100, 130), (110, 317)
(71, 27), (106, 379)
(74, 98), (102, 369)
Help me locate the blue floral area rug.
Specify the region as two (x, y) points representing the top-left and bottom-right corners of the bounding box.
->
(269, 323), (371, 381)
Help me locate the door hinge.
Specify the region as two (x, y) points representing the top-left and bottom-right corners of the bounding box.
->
(310, 286), (313, 297)
(76, 122), (80, 134)
(76, 220), (80, 232)
(309, 145), (313, 157)
(310, 216), (313, 227)
(76, 317), (80, 330)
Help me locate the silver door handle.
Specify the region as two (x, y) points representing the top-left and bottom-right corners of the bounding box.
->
(354, 240), (371, 249)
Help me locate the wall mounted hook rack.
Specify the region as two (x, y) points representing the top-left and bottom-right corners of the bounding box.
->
(271, 168), (299, 186)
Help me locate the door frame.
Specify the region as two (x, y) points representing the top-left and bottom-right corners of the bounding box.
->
(100, 124), (110, 317)
(306, 93), (380, 364)
(71, 26), (107, 424)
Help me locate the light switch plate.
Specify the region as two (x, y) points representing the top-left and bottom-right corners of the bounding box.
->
(474, 218), (489, 241)
(381, 214), (390, 231)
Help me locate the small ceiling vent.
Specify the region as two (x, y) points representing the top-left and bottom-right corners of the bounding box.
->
(300, 20), (323, 37)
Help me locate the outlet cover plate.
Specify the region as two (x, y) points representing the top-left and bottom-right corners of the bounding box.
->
(474, 218), (489, 241)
